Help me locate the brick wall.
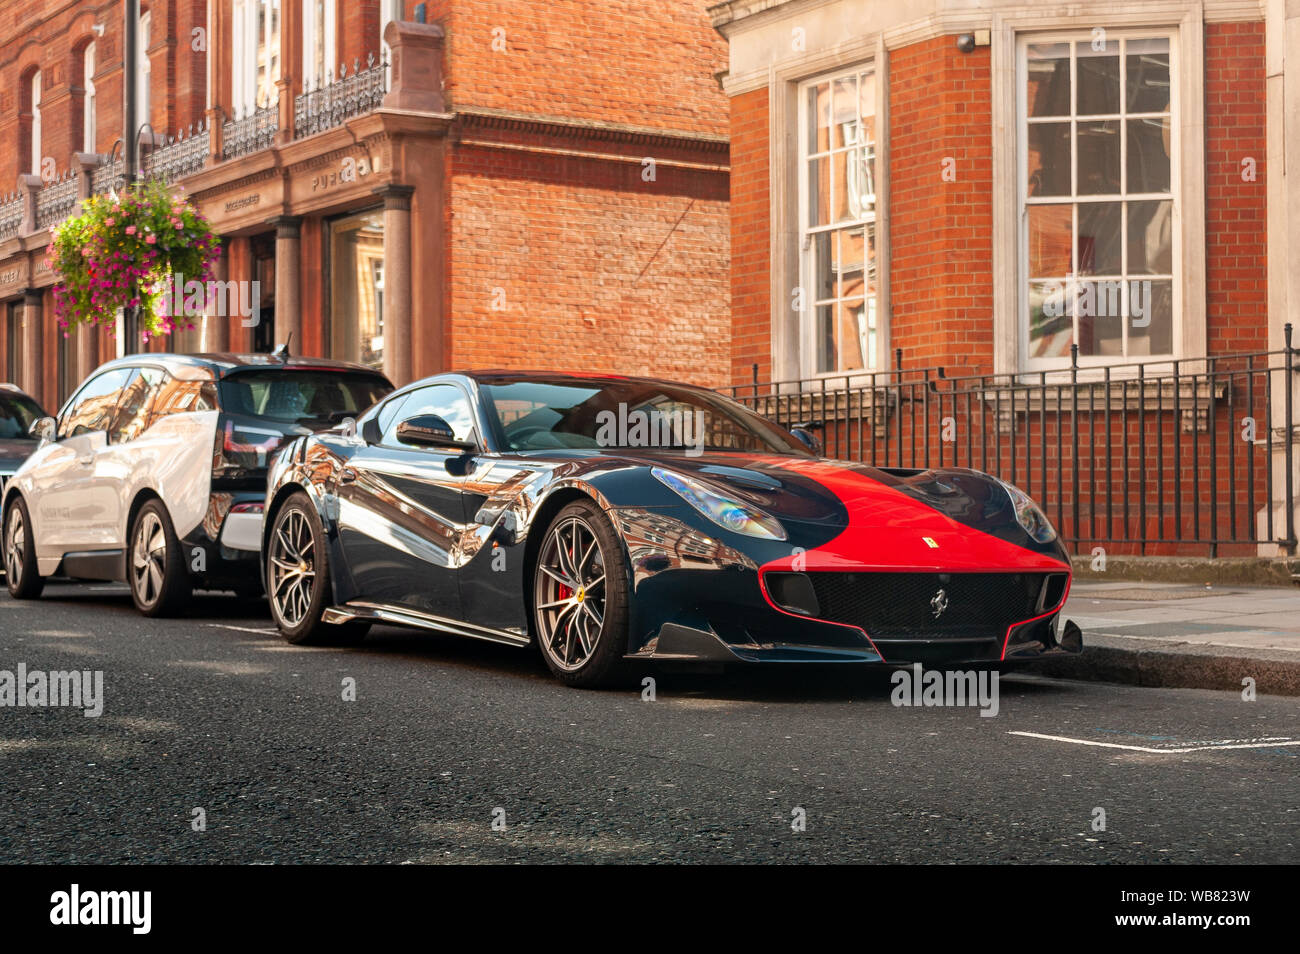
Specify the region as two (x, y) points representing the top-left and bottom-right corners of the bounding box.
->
(1205, 21), (1268, 355)
(0, 1), (207, 185)
(445, 142), (729, 384)
(729, 85), (770, 385)
(888, 36), (993, 375)
(423, 0), (727, 138)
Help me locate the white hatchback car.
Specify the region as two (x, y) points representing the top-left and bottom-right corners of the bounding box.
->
(2, 353), (392, 616)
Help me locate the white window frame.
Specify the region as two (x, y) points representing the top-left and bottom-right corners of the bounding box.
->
(232, 0), (281, 116)
(83, 41), (97, 153)
(30, 71), (41, 175)
(137, 12), (151, 129)
(301, 0), (336, 89)
(380, 0), (402, 88)
(1017, 29), (1179, 372)
(991, 8), (1206, 377)
(796, 63), (881, 379)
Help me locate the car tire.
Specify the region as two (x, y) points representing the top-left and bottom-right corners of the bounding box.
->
(267, 492), (369, 645)
(532, 500), (631, 688)
(129, 500), (192, 618)
(4, 497), (45, 600)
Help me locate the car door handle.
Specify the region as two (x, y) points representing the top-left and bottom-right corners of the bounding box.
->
(77, 454), (95, 467)
(338, 468), (357, 485)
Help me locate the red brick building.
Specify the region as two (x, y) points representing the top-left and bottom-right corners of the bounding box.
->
(712, 0), (1298, 558)
(0, 0), (730, 414)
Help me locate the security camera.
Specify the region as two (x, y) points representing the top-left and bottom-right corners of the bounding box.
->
(956, 33), (976, 54)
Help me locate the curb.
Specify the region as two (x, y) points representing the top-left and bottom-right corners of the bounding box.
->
(1068, 555), (1300, 587)
(1027, 633), (1300, 696)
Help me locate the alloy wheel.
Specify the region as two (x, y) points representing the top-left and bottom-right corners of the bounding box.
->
(270, 508), (317, 628)
(4, 507), (24, 582)
(131, 511), (168, 606)
(534, 515), (607, 671)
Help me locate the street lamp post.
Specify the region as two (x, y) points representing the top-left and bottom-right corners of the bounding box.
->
(122, 0), (140, 351)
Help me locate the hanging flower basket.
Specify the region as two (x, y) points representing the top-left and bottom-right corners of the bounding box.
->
(47, 179), (221, 341)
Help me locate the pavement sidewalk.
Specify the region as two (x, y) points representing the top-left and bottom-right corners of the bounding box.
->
(1032, 581), (1300, 696)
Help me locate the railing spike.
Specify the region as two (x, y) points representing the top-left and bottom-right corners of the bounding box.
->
(367, 51), (375, 68)
(354, 57), (361, 73)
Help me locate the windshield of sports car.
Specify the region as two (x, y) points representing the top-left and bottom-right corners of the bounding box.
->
(480, 378), (813, 456)
(219, 371), (392, 428)
(0, 390), (45, 440)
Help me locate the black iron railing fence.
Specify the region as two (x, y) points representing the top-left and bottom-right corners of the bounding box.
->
(723, 327), (1300, 558)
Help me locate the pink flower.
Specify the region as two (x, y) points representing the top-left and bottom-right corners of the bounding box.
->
(125, 225), (137, 236)
(146, 234), (157, 245)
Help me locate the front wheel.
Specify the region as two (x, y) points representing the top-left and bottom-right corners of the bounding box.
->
(4, 497), (44, 599)
(267, 492), (369, 645)
(532, 501), (631, 688)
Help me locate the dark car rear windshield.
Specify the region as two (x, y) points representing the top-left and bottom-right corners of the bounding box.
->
(219, 371), (393, 426)
(0, 390), (45, 440)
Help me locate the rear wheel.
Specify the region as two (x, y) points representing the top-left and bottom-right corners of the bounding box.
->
(267, 492), (369, 645)
(532, 501), (630, 688)
(4, 497), (44, 599)
(129, 500), (191, 617)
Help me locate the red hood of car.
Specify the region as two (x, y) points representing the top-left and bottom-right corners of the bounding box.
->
(740, 455), (1071, 573)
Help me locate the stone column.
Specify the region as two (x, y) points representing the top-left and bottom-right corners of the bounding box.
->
(21, 288), (44, 409)
(375, 185), (414, 387)
(205, 238), (231, 352)
(272, 216), (301, 352)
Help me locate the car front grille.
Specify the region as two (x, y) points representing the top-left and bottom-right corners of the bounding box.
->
(805, 571), (1061, 641)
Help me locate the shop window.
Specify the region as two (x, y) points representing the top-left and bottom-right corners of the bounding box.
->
(329, 209), (385, 372)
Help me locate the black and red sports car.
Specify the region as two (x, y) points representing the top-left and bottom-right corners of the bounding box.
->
(263, 371), (1081, 687)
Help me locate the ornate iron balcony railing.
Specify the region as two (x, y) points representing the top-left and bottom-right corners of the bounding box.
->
(294, 53), (388, 140)
(144, 123), (211, 184)
(35, 174), (80, 230)
(92, 155), (125, 196)
(0, 192), (23, 241)
(222, 100), (279, 160)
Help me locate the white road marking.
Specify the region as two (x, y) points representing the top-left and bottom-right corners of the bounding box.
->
(1009, 731), (1300, 754)
(205, 623), (277, 635)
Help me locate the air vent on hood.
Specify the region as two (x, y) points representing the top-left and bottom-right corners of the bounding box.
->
(698, 465), (782, 491)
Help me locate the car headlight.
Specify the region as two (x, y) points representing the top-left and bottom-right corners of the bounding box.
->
(999, 479), (1057, 543)
(651, 467), (787, 540)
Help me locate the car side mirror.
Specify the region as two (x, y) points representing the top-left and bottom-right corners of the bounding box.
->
(790, 422), (823, 457)
(29, 417), (55, 444)
(360, 416), (382, 445)
(396, 415), (476, 453)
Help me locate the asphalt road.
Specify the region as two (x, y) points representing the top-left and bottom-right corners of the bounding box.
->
(1, 581), (1296, 864)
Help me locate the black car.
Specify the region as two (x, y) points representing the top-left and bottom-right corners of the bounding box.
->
(0, 384), (48, 557)
(3, 353), (392, 615)
(263, 371), (1076, 687)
